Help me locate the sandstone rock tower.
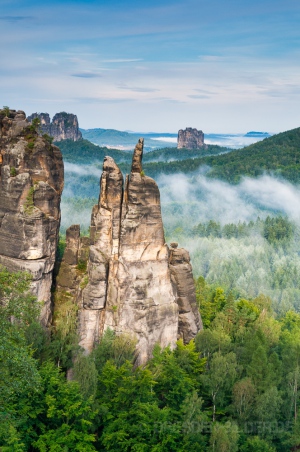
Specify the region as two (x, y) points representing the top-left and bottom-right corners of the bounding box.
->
(0, 108), (64, 325)
(27, 112), (82, 142)
(56, 138), (202, 364)
(177, 127), (206, 149)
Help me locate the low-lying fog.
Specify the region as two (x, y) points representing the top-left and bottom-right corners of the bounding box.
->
(61, 164), (300, 313)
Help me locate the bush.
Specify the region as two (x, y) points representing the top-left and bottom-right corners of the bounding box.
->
(10, 166), (17, 177)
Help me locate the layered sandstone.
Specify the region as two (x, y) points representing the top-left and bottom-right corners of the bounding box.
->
(27, 112), (82, 142)
(0, 108), (64, 325)
(169, 243), (203, 341)
(177, 127), (206, 149)
(56, 138), (202, 364)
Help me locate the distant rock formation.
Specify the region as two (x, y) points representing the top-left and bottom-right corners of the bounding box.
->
(56, 138), (202, 364)
(27, 112), (82, 142)
(0, 108), (64, 325)
(177, 127), (206, 149)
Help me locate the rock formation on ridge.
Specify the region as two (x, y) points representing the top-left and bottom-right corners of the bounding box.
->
(56, 138), (202, 364)
(27, 111), (82, 142)
(0, 108), (64, 325)
(177, 127), (206, 149)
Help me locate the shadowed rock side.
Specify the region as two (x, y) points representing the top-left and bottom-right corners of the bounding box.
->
(0, 108), (64, 325)
(79, 156), (124, 351)
(54, 225), (90, 335)
(66, 138), (202, 364)
(169, 243), (203, 341)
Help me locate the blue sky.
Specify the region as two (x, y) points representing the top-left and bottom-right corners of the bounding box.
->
(1, 0), (299, 132)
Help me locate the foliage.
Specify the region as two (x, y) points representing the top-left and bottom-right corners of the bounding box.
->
(10, 166), (17, 177)
(4, 261), (300, 450)
(2, 105), (10, 116)
(42, 133), (54, 144)
(29, 117), (41, 133)
(50, 293), (80, 370)
(24, 186), (35, 214)
(33, 362), (97, 451)
(26, 140), (35, 152)
(56, 234), (66, 263)
(76, 258), (87, 273)
(0, 267), (41, 447)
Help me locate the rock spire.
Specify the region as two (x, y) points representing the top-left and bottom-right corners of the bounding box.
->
(56, 138), (202, 364)
(177, 127), (206, 149)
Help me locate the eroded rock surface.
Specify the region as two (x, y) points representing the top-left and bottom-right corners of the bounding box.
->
(27, 111), (82, 142)
(0, 108), (64, 325)
(169, 243), (203, 342)
(177, 127), (206, 149)
(56, 138), (202, 363)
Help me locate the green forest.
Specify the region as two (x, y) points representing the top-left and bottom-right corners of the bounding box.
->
(166, 216), (300, 315)
(56, 139), (228, 166)
(3, 264), (300, 451)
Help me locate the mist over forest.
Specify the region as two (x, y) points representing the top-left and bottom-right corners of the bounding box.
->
(61, 132), (300, 315)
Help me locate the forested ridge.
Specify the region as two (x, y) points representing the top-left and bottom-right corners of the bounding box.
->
(56, 139), (228, 166)
(58, 126), (300, 184)
(140, 126), (300, 182)
(2, 264), (300, 451)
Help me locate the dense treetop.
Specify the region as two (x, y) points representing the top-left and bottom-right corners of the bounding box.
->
(1, 265), (300, 451)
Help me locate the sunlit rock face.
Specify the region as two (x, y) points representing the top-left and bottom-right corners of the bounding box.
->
(177, 127), (206, 149)
(0, 108), (64, 325)
(27, 112), (82, 142)
(67, 138), (203, 364)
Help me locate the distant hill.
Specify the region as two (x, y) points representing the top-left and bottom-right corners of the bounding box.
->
(56, 139), (132, 164)
(141, 126), (300, 183)
(206, 126), (300, 183)
(244, 131), (270, 138)
(80, 128), (178, 151)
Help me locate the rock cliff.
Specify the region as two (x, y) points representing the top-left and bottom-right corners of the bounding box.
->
(27, 112), (82, 142)
(0, 108), (64, 325)
(56, 138), (202, 364)
(177, 127), (206, 149)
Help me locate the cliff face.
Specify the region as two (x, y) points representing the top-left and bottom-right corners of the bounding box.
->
(27, 112), (82, 142)
(56, 138), (202, 364)
(177, 127), (206, 149)
(0, 108), (64, 325)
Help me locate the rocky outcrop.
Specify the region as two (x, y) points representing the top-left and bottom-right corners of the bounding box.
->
(0, 108), (64, 325)
(56, 138), (202, 364)
(169, 243), (203, 342)
(177, 127), (206, 149)
(27, 112), (82, 142)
